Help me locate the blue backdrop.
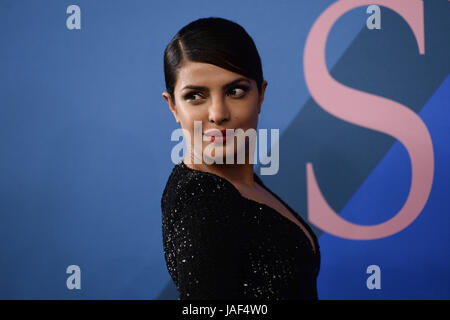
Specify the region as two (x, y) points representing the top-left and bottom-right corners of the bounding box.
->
(0, 0), (448, 299)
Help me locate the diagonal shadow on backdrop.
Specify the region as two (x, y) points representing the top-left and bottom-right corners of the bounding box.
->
(158, 0), (450, 299)
(257, 0), (449, 240)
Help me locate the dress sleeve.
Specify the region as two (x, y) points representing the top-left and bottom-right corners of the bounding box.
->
(168, 186), (244, 300)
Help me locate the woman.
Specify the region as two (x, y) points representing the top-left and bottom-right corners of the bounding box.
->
(161, 17), (320, 300)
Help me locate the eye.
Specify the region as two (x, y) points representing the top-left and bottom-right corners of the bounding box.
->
(184, 92), (203, 102)
(228, 86), (249, 98)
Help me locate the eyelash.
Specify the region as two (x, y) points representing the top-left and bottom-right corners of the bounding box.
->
(184, 85), (249, 102)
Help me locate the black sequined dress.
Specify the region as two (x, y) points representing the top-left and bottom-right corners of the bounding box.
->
(161, 161), (321, 300)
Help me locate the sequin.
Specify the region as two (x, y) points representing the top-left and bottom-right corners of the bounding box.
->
(161, 160), (321, 300)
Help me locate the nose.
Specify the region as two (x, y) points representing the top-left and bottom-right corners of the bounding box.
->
(208, 95), (230, 125)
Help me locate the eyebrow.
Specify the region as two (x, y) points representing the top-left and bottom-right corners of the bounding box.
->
(181, 77), (251, 92)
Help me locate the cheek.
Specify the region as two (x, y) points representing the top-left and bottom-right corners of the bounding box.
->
(234, 97), (259, 117)
(178, 110), (207, 144)
(234, 108), (259, 128)
(180, 104), (208, 121)
(178, 108), (202, 129)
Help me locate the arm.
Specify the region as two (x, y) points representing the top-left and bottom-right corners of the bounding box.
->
(166, 188), (243, 300)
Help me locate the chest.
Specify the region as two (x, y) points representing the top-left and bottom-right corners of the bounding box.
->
(238, 183), (318, 255)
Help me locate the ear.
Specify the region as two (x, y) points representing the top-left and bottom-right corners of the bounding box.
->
(257, 80), (268, 114)
(162, 92), (180, 124)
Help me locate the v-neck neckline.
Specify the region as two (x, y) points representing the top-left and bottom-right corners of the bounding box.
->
(178, 161), (319, 256)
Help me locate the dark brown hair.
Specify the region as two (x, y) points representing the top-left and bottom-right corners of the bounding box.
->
(163, 17), (264, 105)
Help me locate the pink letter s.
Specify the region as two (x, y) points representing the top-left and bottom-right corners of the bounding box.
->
(304, 0), (434, 239)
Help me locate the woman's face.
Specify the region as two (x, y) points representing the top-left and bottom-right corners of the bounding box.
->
(163, 61), (268, 164)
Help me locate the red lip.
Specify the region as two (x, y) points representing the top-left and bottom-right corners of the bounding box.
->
(204, 128), (235, 143)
